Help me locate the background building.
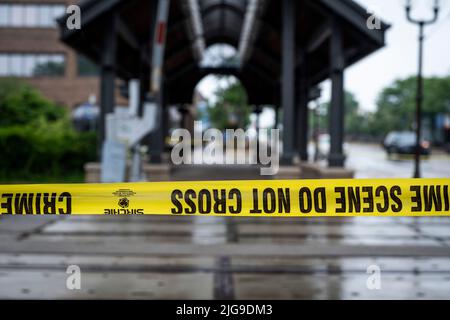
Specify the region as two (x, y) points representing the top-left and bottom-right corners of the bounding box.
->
(0, 0), (124, 109)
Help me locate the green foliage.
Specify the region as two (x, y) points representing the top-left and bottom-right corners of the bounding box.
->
(343, 92), (383, 137)
(314, 91), (368, 136)
(372, 76), (450, 136)
(0, 79), (96, 182)
(207, 79), (251, 130)
(0, 79), (65, 126)
(317, 75), (450, 139)
(0, 120), (96, 176)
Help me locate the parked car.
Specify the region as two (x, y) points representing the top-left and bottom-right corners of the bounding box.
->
(383, 131), (431, 155)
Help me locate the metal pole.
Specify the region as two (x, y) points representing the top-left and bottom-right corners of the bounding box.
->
(298, 63), (309, 162)
(281, 0), (296, 164)
(98, 14), (117, 160)
(313, 105), (319, 162)
(151, 0), (171, 96)
(149, 0), (171, 164)
(309, 86), (322, 163)
(149, 81), (165, 163)
(254, 105), (262, 163)
(414, 23), (424, 178)
(274, 106), (279, 129)
(405, 0), (439, 178)
(256, 111), (260, 164)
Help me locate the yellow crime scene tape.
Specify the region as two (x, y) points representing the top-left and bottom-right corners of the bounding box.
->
(0, 178), (449, 217)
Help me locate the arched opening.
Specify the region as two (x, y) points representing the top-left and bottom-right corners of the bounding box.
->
(195, 74), (250, 130)
(167, 66), (278, 171)
(200, 43), (240, 68)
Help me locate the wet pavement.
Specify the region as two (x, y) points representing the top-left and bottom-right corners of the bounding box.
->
(0, 143), (450, 299)
(346, 142), (450, 178)
(1, 215), (450, 299)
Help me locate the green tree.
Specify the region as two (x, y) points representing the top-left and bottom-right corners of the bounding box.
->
(0, 79), (96, 182)
(372, 75), (450, 136)
(314, 91), (369, 137)
(207, 79), (251, 130)
(316, 76), (450, 139)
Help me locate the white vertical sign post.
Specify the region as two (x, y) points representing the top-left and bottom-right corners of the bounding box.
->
(102, 81), (158, 183)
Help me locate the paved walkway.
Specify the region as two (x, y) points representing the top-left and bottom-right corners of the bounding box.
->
(1, 214), (450, 299)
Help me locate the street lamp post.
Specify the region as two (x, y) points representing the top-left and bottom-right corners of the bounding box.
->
(405, 0), (439, 178)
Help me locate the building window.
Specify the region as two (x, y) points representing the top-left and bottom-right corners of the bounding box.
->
(0, 4), (66, 28)
(0, 55), (7, 76)
(0, 53), (66, 77)
(10, 55), (22, 76)
(77, 54), (99, 77)
(0, 6), (8, 27)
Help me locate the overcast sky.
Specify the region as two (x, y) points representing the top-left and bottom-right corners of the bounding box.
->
(197, 0), (450, 120)
(346, 0), (450, 111)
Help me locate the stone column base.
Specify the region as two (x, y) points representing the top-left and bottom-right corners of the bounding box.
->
(84, 162), (172, 183)
(300, 162), (354, 179)
(273, 166), (301, 180)
(143, 163), (171, 181)
(84, 162), (102, 183)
